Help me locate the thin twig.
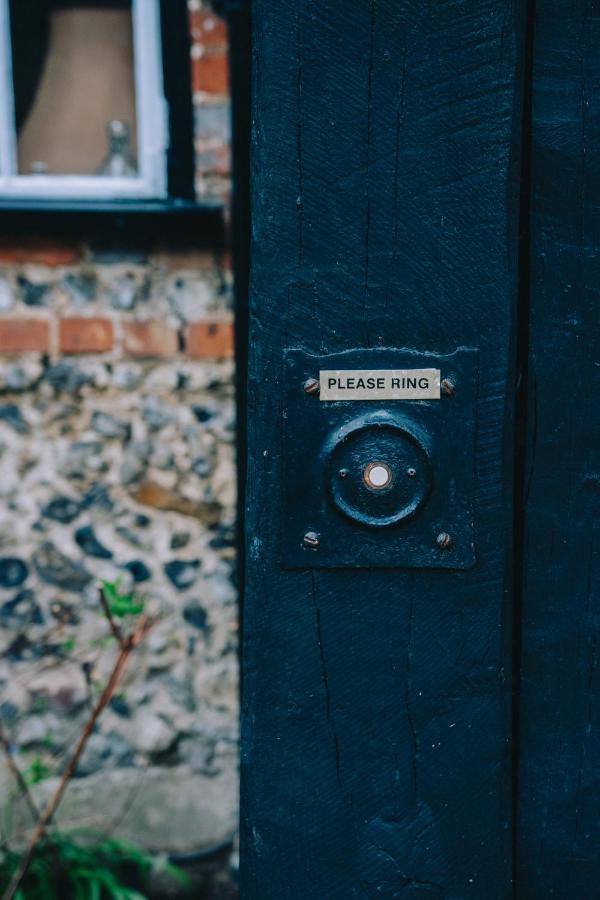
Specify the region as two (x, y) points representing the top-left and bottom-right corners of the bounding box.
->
(0, 725), (41, 822)
(97, 587), (125, 649)
(1, 615), (153, 900)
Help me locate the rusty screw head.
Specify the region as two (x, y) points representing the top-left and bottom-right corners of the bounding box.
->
(441, 378), (455, 397)
(303, 531), (320, 548)
(436, 532), (452, 550)
(303, 378), (320, 396)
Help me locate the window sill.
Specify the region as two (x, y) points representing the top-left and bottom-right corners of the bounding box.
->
(0, 198), (225, 243)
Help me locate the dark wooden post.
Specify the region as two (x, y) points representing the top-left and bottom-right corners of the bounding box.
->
(516, 2), (600, 894)
(242, 2), (525, 896)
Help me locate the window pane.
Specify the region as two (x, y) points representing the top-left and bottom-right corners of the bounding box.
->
(11, 0), (138, 177)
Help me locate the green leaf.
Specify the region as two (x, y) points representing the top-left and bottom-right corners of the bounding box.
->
(22, 756), (53, 785)
(101, 579), (144, 619)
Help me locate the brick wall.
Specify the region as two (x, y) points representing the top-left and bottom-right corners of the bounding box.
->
(0, 3), (238, 890)
(0, 238), (234, 361)
(190, 1), (231, 199)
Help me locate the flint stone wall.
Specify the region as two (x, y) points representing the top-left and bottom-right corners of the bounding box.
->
(0, 242), (238, 858)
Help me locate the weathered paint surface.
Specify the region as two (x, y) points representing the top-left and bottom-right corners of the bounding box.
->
(242, 1), (523, 896)
(516, 2), (600, 895)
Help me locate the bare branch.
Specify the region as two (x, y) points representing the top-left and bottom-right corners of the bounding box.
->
(97, 586), (125, 649)
(1, 616), (154, 900)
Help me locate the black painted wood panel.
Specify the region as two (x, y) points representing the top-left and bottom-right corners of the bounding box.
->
(242, 2), (524, 896)
(516, 3), (600, 895)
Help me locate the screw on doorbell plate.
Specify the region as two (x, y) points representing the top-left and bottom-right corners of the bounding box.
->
(303, 378), (320, 395)
(436, 532), (452, 550)
(303, 531), (320, 548)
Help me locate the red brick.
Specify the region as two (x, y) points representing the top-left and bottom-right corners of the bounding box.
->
(192, 52), (229, 96)
(0, 318), (49, 353)
(186, 321), (233, 359)
(189, 10), (227, 49)
(221, 249), (233, 273)
(123, 321), (179, 358)
(196, 143), (231, 176)
(60, 318), (113, 354)
(0, 237), (80, 267)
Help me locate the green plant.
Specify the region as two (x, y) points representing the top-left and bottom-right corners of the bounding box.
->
(61, 637), (76, 654)
(0, 832), (186, 900)
(100, 581), (144, 620)
(21, 758), (51, 787)
(0, 583), (156, 900)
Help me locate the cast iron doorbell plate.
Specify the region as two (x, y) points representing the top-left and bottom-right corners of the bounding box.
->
(282, 347), (478, 569)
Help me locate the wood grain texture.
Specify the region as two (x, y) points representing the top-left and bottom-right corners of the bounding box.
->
(242, 2), (523, 896)
(516, 3), (600, 895)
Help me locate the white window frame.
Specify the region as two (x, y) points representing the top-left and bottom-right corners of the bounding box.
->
(0, 0), (168, 201)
